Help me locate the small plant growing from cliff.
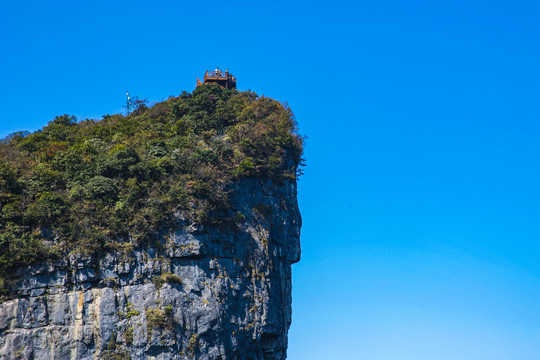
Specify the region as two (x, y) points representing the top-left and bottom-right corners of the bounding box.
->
(187, 334), (199, 358)
(101, 348), (130, 360)
(101, 334), (130, 360)
(124, 327), (134, 345)
(14, 347), (24, 358)
(253, 202), (272, 217)
(146, 307), (172, 336)
(125, 303), (140, 318)
(102, 277), (117, 288)
(235, 211), (245, 223)
(152, 272), (182, 289)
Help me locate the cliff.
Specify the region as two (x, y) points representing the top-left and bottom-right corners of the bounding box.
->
(0, 177), (300, 360)
(0, 85), (303, 359)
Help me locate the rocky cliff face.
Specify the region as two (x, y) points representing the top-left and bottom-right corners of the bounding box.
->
(0, 178), (301, 360)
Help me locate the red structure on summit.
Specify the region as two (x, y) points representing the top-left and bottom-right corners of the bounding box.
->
(197, 67), (236, 90)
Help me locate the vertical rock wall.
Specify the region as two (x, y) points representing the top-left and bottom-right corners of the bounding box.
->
(0, 178), (301, 360)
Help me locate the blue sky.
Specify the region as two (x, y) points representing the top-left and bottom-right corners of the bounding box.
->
(1, 1), (540, 358)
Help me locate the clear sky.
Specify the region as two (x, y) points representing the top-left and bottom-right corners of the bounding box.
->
(2, 1), (540, 359)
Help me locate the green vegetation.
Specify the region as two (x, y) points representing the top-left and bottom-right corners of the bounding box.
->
(124, 326), (134, 345)
(14, 348), (24, 358)
(0, 85), (303, 279)
(125, 302), (140, 318)
(152, 272), (183, 289)
(187, 334), (199, 358)
(253, 202), (272, 217)
(146, 307), (172, 335)
(101, 335), (130, 360)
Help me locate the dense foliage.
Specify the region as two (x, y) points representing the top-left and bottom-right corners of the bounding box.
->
(0, 85), (303, 277)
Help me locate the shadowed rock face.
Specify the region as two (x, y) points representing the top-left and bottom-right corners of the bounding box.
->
(0, 178), (301, 360)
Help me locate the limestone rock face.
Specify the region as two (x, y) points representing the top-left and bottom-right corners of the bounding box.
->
(0, 178), (301, 360)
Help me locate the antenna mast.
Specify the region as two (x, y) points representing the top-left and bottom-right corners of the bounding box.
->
(126, 92), (132, 116)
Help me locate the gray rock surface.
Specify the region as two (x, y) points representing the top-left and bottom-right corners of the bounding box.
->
(0, 178), (301, 360)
